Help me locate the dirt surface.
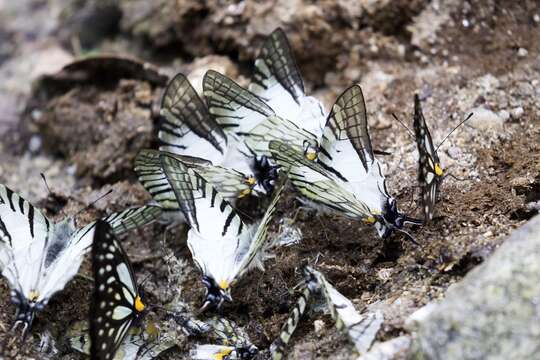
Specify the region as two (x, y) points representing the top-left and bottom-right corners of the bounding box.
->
(0, 1), (539, 359)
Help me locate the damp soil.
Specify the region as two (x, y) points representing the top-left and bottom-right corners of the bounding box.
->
(0, 1), (539, 359)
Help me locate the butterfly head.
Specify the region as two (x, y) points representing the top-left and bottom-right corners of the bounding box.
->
(10, 290), (45, 338)
(303, 139), (319, 161)
(253, 156), (279, 194)
(375, 199), (422, 242)
(236, 344), (259, 359)
(200, 276), (232, 312)
(238, 176), (258, 198)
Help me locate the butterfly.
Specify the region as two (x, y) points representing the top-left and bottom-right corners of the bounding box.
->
(204, 28), (326, 139)
(191, 317), (258, 360)
(90, 220), (146, 360)
(269, 85), (421, 240)
(160, 154), (283, 310)
(203, 29), (326, 191)
(270, 271), (318, 360)
(412, 95), (472, 222)
(69, 320), (176, 360)
(304, 267), (383, 355)
(0, 184), (114, 336)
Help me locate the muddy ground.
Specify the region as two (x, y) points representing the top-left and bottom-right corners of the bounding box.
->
(0, 0), (539, 359)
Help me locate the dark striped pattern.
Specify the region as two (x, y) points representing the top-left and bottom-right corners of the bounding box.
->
(271, 280), (315, 359)
(158, 73), (227, 154)
(268, 141), (371, 219)
(251, 28), (305, 105)
(203, 70), (275, 131)
(104, 205), (162, 235)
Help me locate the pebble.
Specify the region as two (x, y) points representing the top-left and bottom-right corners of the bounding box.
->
(510, 106), (524, 120)
(517, 48), (528, 57)
(467, 107), (505, 130)
(28, 135), (42, 153)
(314, 319), (325, 335)
(498, 109), (510, 122)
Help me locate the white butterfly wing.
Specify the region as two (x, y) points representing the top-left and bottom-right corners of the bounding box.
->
(190, 344), (237, 360)
(249, 28), (304, 121)
(158, 73), (227, 165)
(203, 70), (276, 136)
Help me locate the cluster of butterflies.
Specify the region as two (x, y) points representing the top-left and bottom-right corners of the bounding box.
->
(0, 28), (472, 359)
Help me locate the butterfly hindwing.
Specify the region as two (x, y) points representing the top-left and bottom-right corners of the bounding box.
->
(91, 220), (143, 360)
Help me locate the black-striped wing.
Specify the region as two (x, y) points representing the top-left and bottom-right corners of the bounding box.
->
(250, 28), (305, 110)
(243, 115), (317, 158)
(103, 205), (163, 236)
(158, 73), (227, 165)
(413, 94), (442, 222)
(90, 220), (145, 360)
(307, 267), (383, 355)
(269, 140), (372, 219)
(270, 274), (317, 360)
(319, 85), (374, 177)
(203, 70), (275, 136)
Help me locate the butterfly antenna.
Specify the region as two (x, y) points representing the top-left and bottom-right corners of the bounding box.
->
(394, 227), (420, 246)
(73, 189), (114, 218)
(435, 112), (474, 151)
(391, 113), (415, 139)
(40, 173), (68, 218)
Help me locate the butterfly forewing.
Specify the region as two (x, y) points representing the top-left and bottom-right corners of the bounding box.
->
(250, 28), (304, 113)
(91, 220), (142, 360)
(103, 205), (163, 236)
(269, 141), (372, 219)
(413, 95), (441, 221)
(318, 85), (373, 181)
(159, 73), (227, 164)
(203, 70), (275, 135)
(243, 115), (317, 158)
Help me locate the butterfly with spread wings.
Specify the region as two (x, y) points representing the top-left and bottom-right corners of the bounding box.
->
(90, 220), (147, 360)
(160, 154), (283, 310)
(269, 85), (421, 240)
(0, 184), (120, 336)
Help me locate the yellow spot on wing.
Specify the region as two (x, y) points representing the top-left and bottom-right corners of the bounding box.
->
(238, 188), (252, 198)
(363, 216), (376, 224)
(305, 151), (317, 161)
(245, 177), (257, 186)
(219, 280), (229, 290)
(29, 291), (39, 301)
(134, 296), (145, 312)
(434, 163), (443, 176)
(212, 348), (233, 360)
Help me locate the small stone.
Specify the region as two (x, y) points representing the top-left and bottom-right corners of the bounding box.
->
(510, 106), (524, 119)
(28, 135), (42, 153)
(517, 48), (528, 57)
(498, 110), (510, 121)
(534, 14), (540, 23)
(467, 107), (505, 130)
(314, 319), (325, 335)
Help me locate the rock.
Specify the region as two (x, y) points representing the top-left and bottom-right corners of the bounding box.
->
(409, 215), (540, 360)
(187, 55), (239, 94)
(467, 107), (505, 130)
(357, 336), (411, 360)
